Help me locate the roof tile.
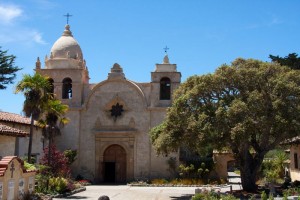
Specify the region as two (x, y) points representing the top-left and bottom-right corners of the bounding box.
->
(0, 111), (31, 124)
(0, 124), (29, 137)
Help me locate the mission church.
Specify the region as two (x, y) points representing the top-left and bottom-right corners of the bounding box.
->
(34, 23), (181, 183)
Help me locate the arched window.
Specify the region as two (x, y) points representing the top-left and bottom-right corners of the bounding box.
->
(160, 77), (171, 100)
(62, 78), (72, 99)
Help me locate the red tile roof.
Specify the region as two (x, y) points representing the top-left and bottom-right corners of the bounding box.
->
(0, 111), (40, 128)
(0, 124), (29, 137)
(0, 111), (31, 124)
(0, 156), (36, 177)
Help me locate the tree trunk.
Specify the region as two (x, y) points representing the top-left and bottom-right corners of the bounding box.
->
(240, 164), (258, 192)
(238, 149), (265, 192)
(48, 129), (52, 166)
(27, 116), (34, 163)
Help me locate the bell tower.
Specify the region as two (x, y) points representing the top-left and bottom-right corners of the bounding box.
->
(150, 48), (181, 107)
(36, 24), (89, 108)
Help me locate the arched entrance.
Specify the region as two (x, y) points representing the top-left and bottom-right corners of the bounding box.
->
(103, 144), (127, 183)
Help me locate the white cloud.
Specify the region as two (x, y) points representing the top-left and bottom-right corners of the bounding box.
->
(32, 31), (47, 45)
(0, 4), (23, 25)
(0, 3), (47, 46)
(0, 28), (47, 45)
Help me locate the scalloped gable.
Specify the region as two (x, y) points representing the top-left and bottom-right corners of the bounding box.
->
(0, 156), (36, 177)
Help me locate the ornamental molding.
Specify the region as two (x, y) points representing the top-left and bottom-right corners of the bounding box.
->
(104, 94), (130, 121)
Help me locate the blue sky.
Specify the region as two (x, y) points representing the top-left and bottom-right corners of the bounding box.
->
(1, 0), (300, 114)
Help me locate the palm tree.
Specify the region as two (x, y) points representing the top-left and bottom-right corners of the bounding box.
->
(15, 73), (51, 163)
(38, 99), (69, 166)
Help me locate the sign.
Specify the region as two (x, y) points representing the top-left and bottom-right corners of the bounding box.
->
(28, 177), (34, 193)
(18, 178), (25, 198)
(7, 180), (14, 200)
(0, 182), (3, 200)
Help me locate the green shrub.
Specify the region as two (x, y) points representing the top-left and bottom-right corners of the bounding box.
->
(261, 191), (267, 200)
(23, 161), (36, 171)
(49, 177), (68, 194)
(221, 194), (239, 200)
(151, 179), (168, 185)
(64, 149), (77, 165)
(192, 191), (238, 200)
(35, 165), (52, 194)
(192, 192), (219, 200)
(262, 150), (288, 183)
(179, 162), (211, 180)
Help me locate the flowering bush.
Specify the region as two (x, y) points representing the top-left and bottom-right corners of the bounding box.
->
(40, 145), (71, 178)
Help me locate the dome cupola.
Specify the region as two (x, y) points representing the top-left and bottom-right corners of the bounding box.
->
(45, 24), (86, 69)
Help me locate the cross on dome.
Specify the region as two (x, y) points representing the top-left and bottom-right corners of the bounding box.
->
(63, 13), (73, 24)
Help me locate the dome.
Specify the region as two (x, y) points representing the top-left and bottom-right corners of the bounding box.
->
(50, 24), (83, 60)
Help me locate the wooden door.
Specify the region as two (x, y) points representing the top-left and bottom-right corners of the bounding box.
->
(103, 145), (126, 183)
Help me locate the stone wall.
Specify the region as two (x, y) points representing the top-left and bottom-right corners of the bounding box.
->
(0, 121), (43, 162)
(290, 144), (300, 181)
(0, 136), (15, 158)
(213, 152), (235, 179)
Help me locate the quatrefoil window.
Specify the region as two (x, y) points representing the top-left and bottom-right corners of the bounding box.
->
(110, 103), (124, 120)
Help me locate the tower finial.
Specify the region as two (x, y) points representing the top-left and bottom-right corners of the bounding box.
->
(63, 13), (72, 24)
(35, 57), (41, 69)
(163, 46), (169, 54)
(162, 46), (170, 64)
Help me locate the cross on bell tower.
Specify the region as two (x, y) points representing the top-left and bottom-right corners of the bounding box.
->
(63, 13), (72, 24)
(163, 46), (169, 54)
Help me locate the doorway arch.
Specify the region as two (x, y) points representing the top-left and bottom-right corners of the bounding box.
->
(103, 144), (127, 183)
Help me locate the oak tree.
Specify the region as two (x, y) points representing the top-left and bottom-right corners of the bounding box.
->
(150, 58), (300, 191)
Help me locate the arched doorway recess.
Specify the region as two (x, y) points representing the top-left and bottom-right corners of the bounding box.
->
(103, 144), (127, 183)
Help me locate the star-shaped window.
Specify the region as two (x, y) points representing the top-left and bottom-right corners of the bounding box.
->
(110, 103), (124, 120)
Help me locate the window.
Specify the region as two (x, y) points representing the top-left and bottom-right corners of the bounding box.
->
(160, 77), (171, 100)
(62, 78), (72, 99)
(294, 153), (298, 169)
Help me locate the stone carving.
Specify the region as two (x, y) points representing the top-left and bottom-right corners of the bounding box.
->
(110, 103), (124, 121)
(104, 94), (129, 121)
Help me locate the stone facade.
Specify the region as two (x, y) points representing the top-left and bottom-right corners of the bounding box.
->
(213, 152), (235, 179)
(0, 136), (16, 158)
(288, 143), (300, 181)
(36, 24), (181, 183)
(281, 137), (300, 181)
